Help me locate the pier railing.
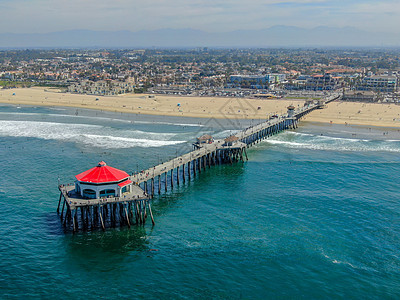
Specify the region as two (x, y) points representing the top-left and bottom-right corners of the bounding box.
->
(58, 93), (339, 232)
(131, 93), (340, 190)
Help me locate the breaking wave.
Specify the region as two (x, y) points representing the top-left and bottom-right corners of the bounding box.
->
(265, 132), (400, 153)
(0, 112), (204, 127)
(0, 120), (185, 149)
(213, 129), (240, 138)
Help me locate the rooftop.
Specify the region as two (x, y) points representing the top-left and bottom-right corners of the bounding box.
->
(75, 161), (129, 184)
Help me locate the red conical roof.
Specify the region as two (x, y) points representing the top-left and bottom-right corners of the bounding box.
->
(75, 161), (129, 184)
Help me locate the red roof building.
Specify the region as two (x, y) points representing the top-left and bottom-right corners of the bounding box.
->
(75, 161), (129, 183)
(75, 162), (132, 199)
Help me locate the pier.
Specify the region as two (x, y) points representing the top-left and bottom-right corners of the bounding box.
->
(58, 184), (153, 232)
(58, 161), (154, 233)
(58, 94), (339, 232)
(130, 94), (340, 196)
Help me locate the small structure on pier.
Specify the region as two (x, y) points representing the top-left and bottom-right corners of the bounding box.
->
(197, 134), (213, 144)
(57, 161), (153, 233)
(194, 134), (214, 149)
(317, 99), (326, 108)
(220, 135), (247, 163)
(75, 161), (132, 199)
(287, 105), (295, 118)
(223, 135), (239, 147)
(305, 99), (314, 107)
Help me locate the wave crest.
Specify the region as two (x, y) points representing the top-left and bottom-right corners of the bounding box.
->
(266, 132), (400, 153)
(0, 120), (185, 149)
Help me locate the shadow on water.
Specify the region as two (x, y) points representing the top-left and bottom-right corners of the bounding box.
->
(43, 212), (67, 236)
(62, 226), (152, 273)
(151, 162), (246, 214)
(67, 226), (149, 254)
(45, 161), (246, 264)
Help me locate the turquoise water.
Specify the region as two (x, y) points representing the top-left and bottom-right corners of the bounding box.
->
(1, 105), (400, 298)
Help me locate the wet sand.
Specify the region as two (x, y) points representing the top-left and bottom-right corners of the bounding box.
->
(1, 87), (400, 127)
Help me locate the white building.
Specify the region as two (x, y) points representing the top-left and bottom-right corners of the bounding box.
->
(75, 161), (132, 199)
(358, 75), (397, 92)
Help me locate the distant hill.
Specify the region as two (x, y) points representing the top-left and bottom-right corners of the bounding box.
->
(0, 26), (399, 48)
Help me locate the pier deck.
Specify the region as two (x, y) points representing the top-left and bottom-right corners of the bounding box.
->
(58, 183), (153, 232)
(58, 93), (340, 232)
(131, 94), (340, 188)
(59, 184), (149, 209)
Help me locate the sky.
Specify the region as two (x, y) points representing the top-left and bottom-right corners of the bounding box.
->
(0, 0), (399, 34)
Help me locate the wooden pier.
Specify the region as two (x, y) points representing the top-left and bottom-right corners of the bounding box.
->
(58, 180), (153, 233)
(58, 94), (339, 232)
(130, 94), (340, 195)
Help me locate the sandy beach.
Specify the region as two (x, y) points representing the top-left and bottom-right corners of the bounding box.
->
(1, 87), (400, 127)
(0, 87), (302, 120)
(303, 101), (400, 128)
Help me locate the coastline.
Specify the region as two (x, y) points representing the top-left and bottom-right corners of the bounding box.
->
(303, 101), (400, 128)
(0, 87), (302, 120)
(1, 87), (400, 128)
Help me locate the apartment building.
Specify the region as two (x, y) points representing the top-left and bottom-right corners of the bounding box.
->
(357, 75), (397, 92)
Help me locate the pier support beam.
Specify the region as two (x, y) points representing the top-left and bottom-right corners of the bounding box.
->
(72, 209), (77, 233)
(182, 164), (185, 183)
(148, 202), (155, 226)
(57, 192), (62, 213)
(124, 204), (131, 228)
(60, 197), (66, 220)
(99, 206), (105, 231)
(198, 158), (201, 173)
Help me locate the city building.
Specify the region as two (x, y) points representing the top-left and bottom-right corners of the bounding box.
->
(342, 91), (377, 102)
(229, 74), (286, 89)
(357, 75), (397, 93)
(305, 74), (343, 91)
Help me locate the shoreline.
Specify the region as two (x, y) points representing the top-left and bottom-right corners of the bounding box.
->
(301, 120), (400, 133)
(301, 101), (400, 128)
(1, 87), (400, 128)
(0, 87), (303, 120)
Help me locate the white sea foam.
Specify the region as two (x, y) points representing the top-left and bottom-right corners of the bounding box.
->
(265, 132), (400, 153)
(266, 140), (307, 147)
(287, 131), (315, 137)
(0, 120), (185, 149)
(322, 252), (358, 269)
(0, 112), (204, 127)
(213, 129), (240, 138)
(132, 120), (204, 127)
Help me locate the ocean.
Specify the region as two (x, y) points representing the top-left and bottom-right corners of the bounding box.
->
(0, 104), (400, 299)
